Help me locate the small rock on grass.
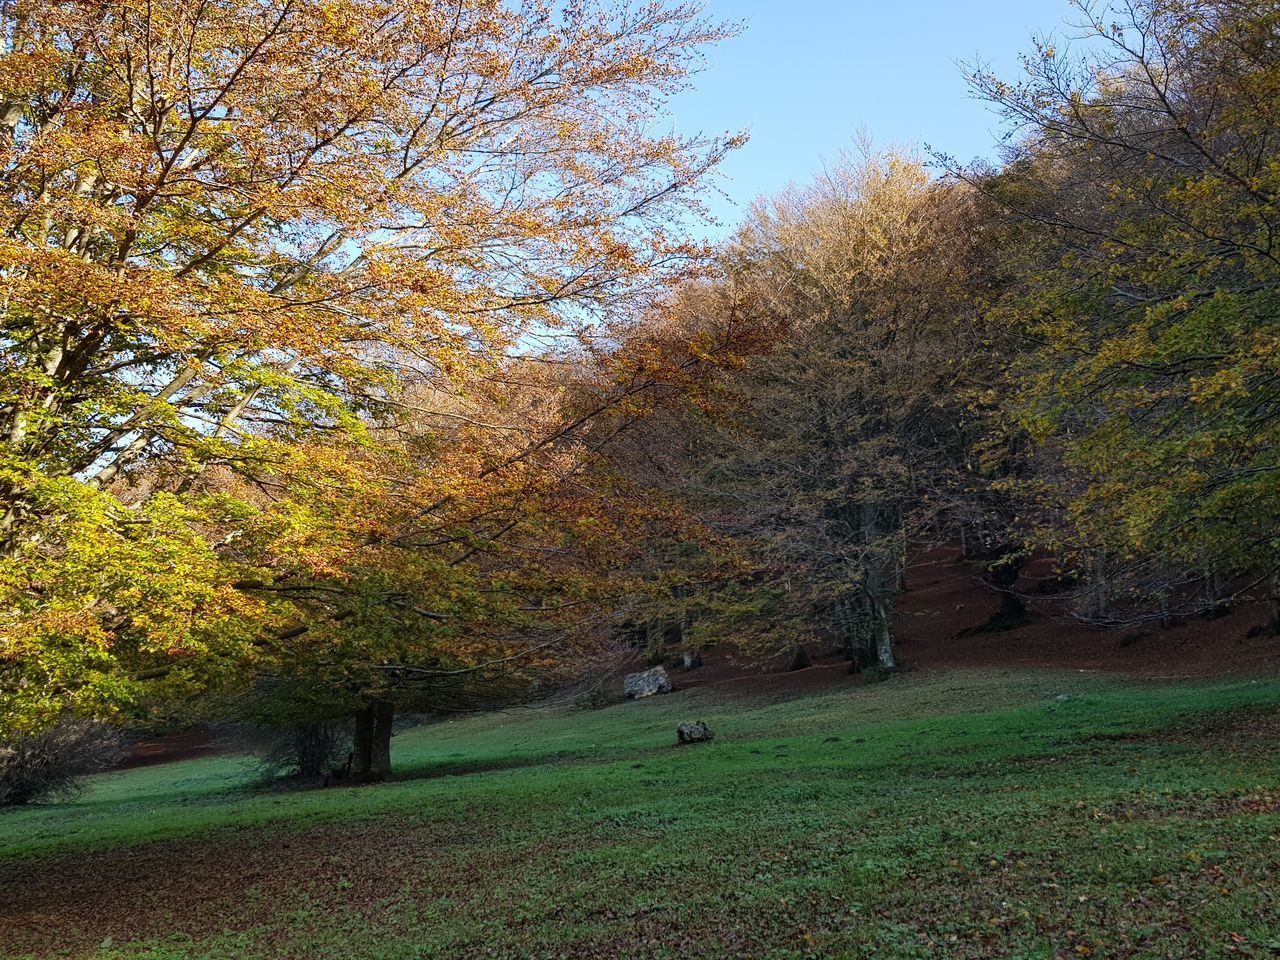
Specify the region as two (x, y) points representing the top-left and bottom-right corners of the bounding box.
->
(676, 720), (714, 744)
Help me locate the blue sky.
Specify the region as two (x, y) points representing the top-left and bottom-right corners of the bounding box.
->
(670, 0), (1074, 234)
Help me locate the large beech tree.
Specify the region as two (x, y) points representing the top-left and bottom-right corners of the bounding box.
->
(668, 150), (1006, 670)
(0, 0), (742, 745)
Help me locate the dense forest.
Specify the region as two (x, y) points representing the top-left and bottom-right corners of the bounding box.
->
(3, 0), (1280, 782)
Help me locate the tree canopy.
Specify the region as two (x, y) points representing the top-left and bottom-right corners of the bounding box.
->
(0, 0), (743, 742)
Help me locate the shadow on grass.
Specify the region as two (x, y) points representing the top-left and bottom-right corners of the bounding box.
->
(390, 752), (569, 783)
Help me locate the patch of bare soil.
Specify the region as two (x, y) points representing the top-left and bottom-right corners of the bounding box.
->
(893, 549), (1280, 680)
(118, 728), (228, 769)
(670, 654), (856, 698)
(0, 815), (521, 956)
(643, 547), (1280, 700)
(1093, 706), (1280, 751)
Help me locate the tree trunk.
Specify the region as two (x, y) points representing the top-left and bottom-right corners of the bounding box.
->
(294, 723), (334, 779)
(353, 707), (373, 774)
(644, 623), (664, 666)
(1203, 569), (1229, 620)
(999, 589), (1026, 622)
(1077, 550), (1109, 622)
(370, 703), (393, 778)
(861, 502), (896, 671)
(842, 592), (895, 671)
(840, 501), (898, 672)
(981, 552), (1027, 631)
(865, 577), (896, 670)
(840, 592), (874, 669)
(352, 702), (394, 782)
(1269, 570), (1280, 636)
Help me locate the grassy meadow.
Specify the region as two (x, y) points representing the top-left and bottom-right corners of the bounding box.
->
(3, 669), (1280, 958)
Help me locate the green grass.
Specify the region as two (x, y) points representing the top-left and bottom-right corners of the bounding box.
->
(4, 668), (1280, 958)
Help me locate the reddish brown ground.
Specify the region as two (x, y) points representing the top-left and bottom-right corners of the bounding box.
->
(895, 549), (1280, 679)
(118, 728), (226, 769)
(667, 548), (1280, 697)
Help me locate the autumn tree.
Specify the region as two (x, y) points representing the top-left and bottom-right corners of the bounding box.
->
(229, 316), (762, 780)
(0, 0), (742, 741)
(649, 148), (1010, 671)
(572, 281), (771, 671)
(968, 0), (1280, 626)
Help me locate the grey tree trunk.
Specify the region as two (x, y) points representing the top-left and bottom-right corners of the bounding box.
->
(862, 502), (897, 670)
(840, 501), (897, 672)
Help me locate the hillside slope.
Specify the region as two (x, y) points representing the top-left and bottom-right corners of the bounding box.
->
(4, 670), (1280, 959)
